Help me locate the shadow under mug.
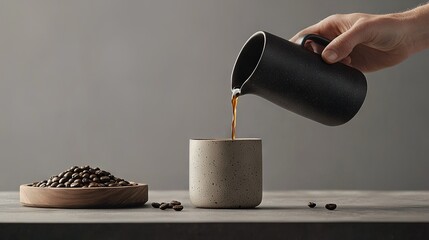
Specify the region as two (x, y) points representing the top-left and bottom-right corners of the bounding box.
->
(189, 138), (262, 209)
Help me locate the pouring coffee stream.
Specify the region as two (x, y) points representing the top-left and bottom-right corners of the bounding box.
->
(230, 31), (367, 128)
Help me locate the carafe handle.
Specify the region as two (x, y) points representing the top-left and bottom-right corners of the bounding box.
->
(301, 34), (331, 49)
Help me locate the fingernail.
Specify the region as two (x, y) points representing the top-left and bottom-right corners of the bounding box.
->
(324, 50), (338, 63)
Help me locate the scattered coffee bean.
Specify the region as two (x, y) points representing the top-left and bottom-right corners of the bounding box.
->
(159, 203), (169, 210)
(173, 205), (184, 211)
(308, 202), (316, 208)
(151, 202), (161, 208)
(325, 203), (337, 210)
(30, 166), (137, 188)
(152, 200), (184, 212)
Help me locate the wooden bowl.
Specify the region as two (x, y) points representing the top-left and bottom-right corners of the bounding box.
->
(20, 183), (148, 208)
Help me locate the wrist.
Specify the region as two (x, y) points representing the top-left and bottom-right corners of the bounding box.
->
(399, 4), (429, 54)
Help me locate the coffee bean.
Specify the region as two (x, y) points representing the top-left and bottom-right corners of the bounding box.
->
(88, 182), (98, 187)
(89, 174), (97, 179)
(108, 183), (117, 187)
(52, 177), (60, 182)
(71, 173), (80, 179)
(46, 179), (52, 185)
(173, 205), (184, 211)
(56, 183), (65, 188)
(58, 178), (68, 184)
(64, 172), (73, 179)
(325, 203), (337, 210)
(64, 182), (71, 187)
(82, 173), (90, 179)
(39, 183), (46, 188)
(151, 202), (161, 208)
(73, 179), (82, 184)
(308, 202), (316, 208)
(71, 182), (82, 188)
(50, 182), (59, 187)
(159, 203), (169, 210)
(171, 200), (181, 206)
(93, 177), (100, 183)
(118, 181), (128, 186)
(58, 172), (65, 178)
(82, 178), (90, 184)
(100, 176), (110, 182)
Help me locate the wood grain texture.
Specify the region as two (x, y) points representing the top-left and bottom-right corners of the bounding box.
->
(20, 183), (148, 208)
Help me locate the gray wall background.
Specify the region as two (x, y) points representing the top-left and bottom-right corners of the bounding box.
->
(0, 0), (428, 191)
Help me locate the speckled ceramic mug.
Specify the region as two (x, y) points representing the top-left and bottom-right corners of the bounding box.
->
(189, 138), (262, 208)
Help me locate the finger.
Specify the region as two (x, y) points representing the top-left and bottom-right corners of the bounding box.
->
(289, 24), (321, 44)
(340, 56), (352, 65)
(322, 23), (372, 64)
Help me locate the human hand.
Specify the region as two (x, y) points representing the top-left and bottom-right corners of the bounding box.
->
(290, 5), (429, 72)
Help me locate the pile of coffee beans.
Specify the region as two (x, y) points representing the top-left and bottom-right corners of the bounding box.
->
(30, 166), (137, 188)
(152, 200), (184, 211)
(307, 201), (337, 210)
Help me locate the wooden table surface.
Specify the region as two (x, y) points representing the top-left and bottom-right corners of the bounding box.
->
(1, 190), (429, 240)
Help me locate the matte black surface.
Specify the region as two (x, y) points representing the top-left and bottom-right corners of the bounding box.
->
(232, 31), (367, 126)
(2, 223), (429, 240)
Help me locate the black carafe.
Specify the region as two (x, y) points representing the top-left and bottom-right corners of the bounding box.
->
(231, 31), (367, 126)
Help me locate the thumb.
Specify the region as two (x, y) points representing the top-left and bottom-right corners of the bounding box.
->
(322, 24), (371, 63)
